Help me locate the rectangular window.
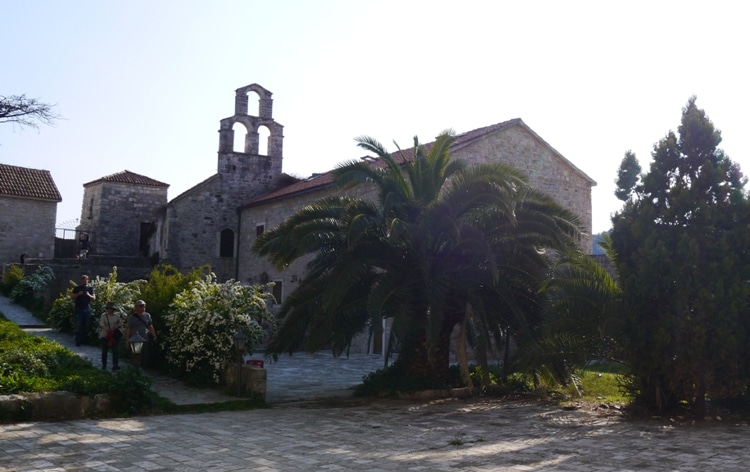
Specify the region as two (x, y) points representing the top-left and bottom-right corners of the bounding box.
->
(139, 222), (154, 252)
(256, 224), (265, 237)
(220, 229), (235, 257)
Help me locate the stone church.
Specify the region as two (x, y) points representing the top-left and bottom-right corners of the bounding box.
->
(78, 83), (596, 308)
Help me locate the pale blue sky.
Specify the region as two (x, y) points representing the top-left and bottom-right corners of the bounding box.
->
(2, 0), (748, 234)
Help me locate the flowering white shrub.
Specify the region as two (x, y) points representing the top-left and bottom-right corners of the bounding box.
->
(165, 274), (276, 384)
(88, 267), (145, 317)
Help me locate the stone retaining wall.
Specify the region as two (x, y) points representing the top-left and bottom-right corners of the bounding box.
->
(0, 391), (111, 422)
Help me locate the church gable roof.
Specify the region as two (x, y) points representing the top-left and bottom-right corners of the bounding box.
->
(0, 163), (62, 202)
(84, 170), (169, 188)
(241, 119), (594, 208)
(169, 174), (220, 204)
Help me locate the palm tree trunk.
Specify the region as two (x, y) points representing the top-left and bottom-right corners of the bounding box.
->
(693, 377), (706, 421)
(456, 316), (473, 393)
(502, 327), (511, 382)
(390, 317), (453, 387)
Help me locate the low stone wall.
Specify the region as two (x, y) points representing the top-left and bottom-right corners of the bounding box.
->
(2, 260), (154, 308)
(0, 391), (111, 422)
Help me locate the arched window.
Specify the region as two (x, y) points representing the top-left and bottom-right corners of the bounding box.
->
(232, 122), (248, 153)
(219, 229), (234, 258)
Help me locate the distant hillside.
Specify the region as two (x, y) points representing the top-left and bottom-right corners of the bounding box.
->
(592, 231), (608, 255)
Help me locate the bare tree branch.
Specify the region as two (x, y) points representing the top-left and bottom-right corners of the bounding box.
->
(0, 94), (59, 129)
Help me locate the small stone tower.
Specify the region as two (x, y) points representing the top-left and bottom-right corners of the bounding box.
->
(217, 84), (284, 184)
(78, 171), (168, 257)
(219, 84), (284, 156)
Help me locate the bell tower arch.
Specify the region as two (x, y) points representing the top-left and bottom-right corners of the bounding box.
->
(218, 84), (284, 161)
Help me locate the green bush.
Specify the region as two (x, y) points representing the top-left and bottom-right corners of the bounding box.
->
(45, 267), (143, 341)
(107, 366), (162, 414)
(500, 372), (534, 394)
(0, 264), (24, 296)
(355, 366), (448, 397)
(0, 320), (109, 395)
(6, 266), (54, 313)
(46, 294), (76, 333)
(0, 319), (161, 416)
(469, 365), (499, 388)
(135, 264), (207, 369)
(137, 264), (207, 331)
(9, 266), (53, 301)
(0, 349), (51, 378)
(165, 273), (276, 386)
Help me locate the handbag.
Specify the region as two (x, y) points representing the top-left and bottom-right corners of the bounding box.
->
(106, 317), (123, 342)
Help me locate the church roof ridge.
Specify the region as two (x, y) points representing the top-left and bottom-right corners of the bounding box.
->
(240, 118), (588, 209)
(84, 170), (170, 188)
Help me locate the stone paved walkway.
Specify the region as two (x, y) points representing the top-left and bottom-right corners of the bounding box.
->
(2, 397), (750, 471)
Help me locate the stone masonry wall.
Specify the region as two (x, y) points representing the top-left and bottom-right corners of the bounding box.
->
(164, 177), (227, 278)
(237, 188), (333, 290)
(3, 262), (153, 307)
(0, 197), (57, 267)
(236, 183), (381, 354)
(452, 126), (593, 251)
(79, 182), (167, 257)
(163, 166), (281, 281)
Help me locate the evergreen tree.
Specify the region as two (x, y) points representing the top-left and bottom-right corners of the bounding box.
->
(614, 150), (641, 201)
(610, 97), (750, 419)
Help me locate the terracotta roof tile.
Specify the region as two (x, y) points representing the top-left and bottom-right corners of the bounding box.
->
(84, 170), (169, 188)
(0, 163), (62, 201)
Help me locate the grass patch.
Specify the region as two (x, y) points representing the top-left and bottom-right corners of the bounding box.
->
(575, 370), (630, 403)
(557, 362), (632, 403)
(0, 316), (171, 418)
(0, 319), (111, 395)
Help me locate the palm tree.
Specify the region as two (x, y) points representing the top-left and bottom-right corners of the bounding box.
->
(253, 130), (583, 388)
(517, 240), (625, 388)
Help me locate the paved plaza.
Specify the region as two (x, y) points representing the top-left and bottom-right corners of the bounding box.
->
(3, 296), (750, 470)
(3, 397), (750, 471)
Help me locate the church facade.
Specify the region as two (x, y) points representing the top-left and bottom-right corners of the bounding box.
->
(78, 84), (596, 307)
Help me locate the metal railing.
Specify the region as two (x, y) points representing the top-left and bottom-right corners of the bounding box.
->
(54, 229), (95, 259)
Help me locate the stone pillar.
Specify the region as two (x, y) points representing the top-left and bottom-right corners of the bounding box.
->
(223, 364), (267, 400)
(234, 91), (249, 115)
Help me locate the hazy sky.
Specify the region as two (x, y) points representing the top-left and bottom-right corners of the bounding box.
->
(2, 1), (748, 234)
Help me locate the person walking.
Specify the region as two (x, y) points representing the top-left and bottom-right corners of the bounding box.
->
(71, 275), (96, 346)
(100, 301), (122, 371)
(125, 300), (157, 367)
